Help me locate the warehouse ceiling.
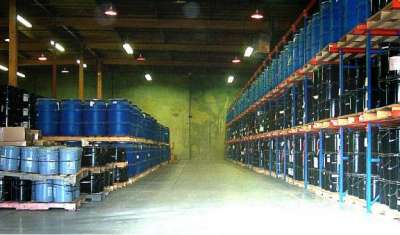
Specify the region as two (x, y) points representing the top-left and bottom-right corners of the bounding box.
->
(0, 0), (308, 77)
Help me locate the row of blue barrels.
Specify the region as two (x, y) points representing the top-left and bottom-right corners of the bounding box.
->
(0, 146), (81, 175)
(36, 98), (170, 143)
(226, 0), (375, 122)
(117, 143), (170, 178)
(0, 176), (79, 203)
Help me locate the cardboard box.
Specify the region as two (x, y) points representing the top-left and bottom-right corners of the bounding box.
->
(0, 127), (27, 142)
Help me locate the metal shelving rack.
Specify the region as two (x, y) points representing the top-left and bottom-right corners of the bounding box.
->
(226, 1), (400, 213)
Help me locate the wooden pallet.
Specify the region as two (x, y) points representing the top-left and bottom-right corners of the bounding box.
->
(0, 168), (88, 185)
(0, 197), (83, 211)
(42, 136), (169, 146)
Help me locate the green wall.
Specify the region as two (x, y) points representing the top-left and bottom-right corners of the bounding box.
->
(1, 66), (243, 160)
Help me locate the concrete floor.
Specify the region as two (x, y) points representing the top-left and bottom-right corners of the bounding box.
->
(0, 160), (398, 234)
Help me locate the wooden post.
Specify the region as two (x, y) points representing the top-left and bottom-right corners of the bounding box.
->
(51, 64), (57, 98)
(78, 58), (84, 100)
(96, 60), (103, 99)
(8, 0), (17, 87)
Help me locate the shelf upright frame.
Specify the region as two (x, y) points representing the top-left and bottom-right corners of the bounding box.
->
(365, 30), (373, 213)
(338, 49), (346, 203)
(318, 129), (324, 189)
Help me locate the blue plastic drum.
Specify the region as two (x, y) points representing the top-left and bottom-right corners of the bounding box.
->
(38, 147), (59, 175)
(34, 180), (53, 202)
(36, 98), (59, 136)
(0, 146), (20, 171)
(108, 99), (131, 136)
(21, 147), (39, 173)
(320, 1), (332, 49)
(59, 147), (82, 175)
(60, 99), (82, 136)
(83, 99), (107, 136)
(53, 180), (74, 202)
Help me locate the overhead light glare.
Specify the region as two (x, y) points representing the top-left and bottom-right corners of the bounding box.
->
(17, 72), (26, 78)
(145, 73), (152, 81)
(227, 75), (235, 84)
(17, 15), (32, 28)
(104, 5), (117, 16)
(38, 53), (47, 61)
(0, 65), (8, 71)
(76, 59), (81, 64)
(83, 63), (87, 68)
(123, 43), (134, 54)
(251, 9), (264, 20)
(54, 43), (65, 52)
(4, 38), (10, 42)
(232, 56), (241, 64)
(244, 46), (254, 57)
(50, 40), (55, 46)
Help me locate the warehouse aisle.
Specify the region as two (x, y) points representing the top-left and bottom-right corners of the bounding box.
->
(0, 160), (398, 234)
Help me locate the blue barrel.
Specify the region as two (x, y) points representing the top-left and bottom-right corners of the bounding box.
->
(60, 99), (82, 136)
(0, 146), (20, 171)
(298, 27), (305, 67)
(331, 0), (343, 42)
(83, 99), (107, 136)
(53, 180), (74, 202)
(320, 1), (332, 49)
(357, 0), (369, 24)
(36, 98), (59, 136)
(108, 99), (131, 136)
(21, 147), (39, 173)
(311, 12), (321, 57)
(38, 147), (59, 175)
(293, 34), (300, 71)
(343, 0), (358, 34)
(305, 19), (312, 61)
(117, 142), (136, 177)
(59, 147), (81, 175)
(34, 180), (53, 202)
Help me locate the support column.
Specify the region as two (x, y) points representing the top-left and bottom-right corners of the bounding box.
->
(78, 58), (84, 100)
(51, 64), (57, 98)
(8, 0), (17, 87)
(96, 60), (103, 99)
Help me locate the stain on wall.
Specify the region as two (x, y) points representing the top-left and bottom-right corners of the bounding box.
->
(1, 66), (243, 160)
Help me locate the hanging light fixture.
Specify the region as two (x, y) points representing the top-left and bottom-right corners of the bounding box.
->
(251, 9), (264, 20)
(104, 5), (117, 16)
(38, 53), (47, 61)
(232, 56), (241, 64)
(136, 53), (146, 61)
(61, 67), (70, 74)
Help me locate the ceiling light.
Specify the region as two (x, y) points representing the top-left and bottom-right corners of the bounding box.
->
(50, 40), (55, 46)
(16, 72), (26, 78)
(251, 9), (264, 20)
(227, 75), (235, 84)
(17, 15), (32, 28)
(136, 53), (146, 61)
(54, 43), (65, 52)
(4, 38), (10, 42)
(76, 59), (81, 64)
(104, 5), (117, 16)
(145, 73), (152, 81)
(0, 65), (8, 71)
(232, 56), (241, 64)
(123, 43), (134, 55)
(83, 63), (87, 68)
(244, 46), (254, 57)
(38, 53), (47, 61)
(61, 67), (69, 74)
